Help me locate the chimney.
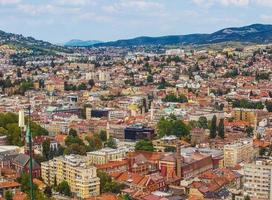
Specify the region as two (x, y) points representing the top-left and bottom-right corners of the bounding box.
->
(176, 142), (182, 178)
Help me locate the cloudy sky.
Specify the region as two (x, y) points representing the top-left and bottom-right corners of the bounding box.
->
(0, 0), (272, 43)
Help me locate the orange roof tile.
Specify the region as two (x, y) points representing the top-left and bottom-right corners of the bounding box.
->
(13, 192), (27, 200)
(0, 181), (20, 189)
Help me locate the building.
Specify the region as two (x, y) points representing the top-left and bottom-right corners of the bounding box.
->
(12, 154), (41, 178)
(0, 181), (21, 197)
(190, 128), (207, 145)
(232, 108), (257, 125)
(41, 155), (100, 199)
(152, 135), (190, 152)
(96, 160), (129, 174)
(86, 108), (109, 119)
(124, 124), (155, 141)
(243, 160), (272, 200)
(224, 139), (254, 167)
(87, 147), (127, 165)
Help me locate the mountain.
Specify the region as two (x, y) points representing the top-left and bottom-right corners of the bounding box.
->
(0, 30), (72, 54)
(64, 39), (103, 47)
(92, 24), (272, 47)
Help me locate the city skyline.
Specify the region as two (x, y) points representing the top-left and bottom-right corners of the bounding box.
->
(1, 0), (272, 43)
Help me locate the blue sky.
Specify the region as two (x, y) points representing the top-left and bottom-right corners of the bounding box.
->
(0, 0), (272, 43)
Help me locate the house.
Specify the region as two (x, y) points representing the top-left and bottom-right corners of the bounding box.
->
(32, 135), (58, 153)
(11, 154), (41, 178)
(112, 172), (166, 193)
(0, 181), (21, 197)
(96, 160), (129, 174)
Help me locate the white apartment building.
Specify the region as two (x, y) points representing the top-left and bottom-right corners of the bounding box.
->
(244, 160), (272, 200)
(41, 155), (100, 199)
(224, 139), (254, 167)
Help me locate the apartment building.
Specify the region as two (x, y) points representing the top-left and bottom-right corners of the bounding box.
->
(224, 139), (254, 167)
(232, 108), (257, 125)
(41, 155), (100, 199)
(87, 147), (127, 165)
(243, 160), (272, 200)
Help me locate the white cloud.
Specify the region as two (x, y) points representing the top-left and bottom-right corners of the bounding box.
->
(103, 0), (163, 13)
(17, 4), (55, 15)
(260, 14), (272, 23)
(17, 4), (81, 16)
(57, 0), (96, 6)
(78, 12), (112, 22)
(255, 0), (272, 7)
(0, 0), (21, 5)
(192, 0), (250, 7)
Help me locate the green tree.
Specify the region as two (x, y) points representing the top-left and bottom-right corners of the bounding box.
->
(65, 143), (87, 155)
(259, 147), (266, 156)
(97, 171), (125, 194)
(198, 116), (208, 129)
(265, 101), (272, 112)
(244, 196), (250, 200)
(147, 74), (153, 83)
(4, 191), (13, 200)
(135, 140), (154, 152)
(44, 186), (52, 197)
(57, 180), (71, 197)
(0, 127), (8, 135)
(99, 130), (107, 142)
(157, 117), (190, 138)
(77, 83), (87, 90)
(107, 136), (117, 149)
(6, 123), (23, 146)
(65, 135), (84, 146)
(53, 175), (57, 189)
(86, 134), (103, 151)
(69, 128), (77, 137)
(42, 139), (51, 160)
(164, 146), (176, 152)
(246, 126), (254, 137)
(218, 119), (224, 139)
(210, 115), (217, 139)
(162, 93), (188, 103)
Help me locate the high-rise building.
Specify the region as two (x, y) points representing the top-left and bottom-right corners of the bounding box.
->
(243, 160), (272, 200)
(224, 139), (254, 167)
(41, 155), (100, 198)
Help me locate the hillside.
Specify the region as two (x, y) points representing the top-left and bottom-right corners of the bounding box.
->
(0, 30), (72, 54)
(92, 24), (272, 47)
(64, 39), (102, 47)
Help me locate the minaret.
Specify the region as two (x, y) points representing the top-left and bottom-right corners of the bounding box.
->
(150, 102), (154, 121)
(176, 142), (182, 178)
(106, 115), (110, 140)
(18, 110), (26, 141)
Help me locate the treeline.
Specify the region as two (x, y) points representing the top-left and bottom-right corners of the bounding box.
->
(162, 93), (188, 103)
(0, 112), (48, 146)
(0, 77), (34, 95)
(64, 82), (87, 91)
(231, 99), (264, 109)
(61, 129), (117, 156)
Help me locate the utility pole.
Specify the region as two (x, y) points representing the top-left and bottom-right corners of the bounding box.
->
(26, 93), (34, 200)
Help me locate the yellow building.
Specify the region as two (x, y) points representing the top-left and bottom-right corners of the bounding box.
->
(41, 155), (100, 199)
(152, 135), (190, 152)
(232, 108), (257, 125)
(224, 139), (254, 167)
(87, 147), (127, 165)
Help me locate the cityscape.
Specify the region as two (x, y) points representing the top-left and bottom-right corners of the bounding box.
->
(1, 1), (272, 200)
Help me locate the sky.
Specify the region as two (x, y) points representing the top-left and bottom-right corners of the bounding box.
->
(0, 0), (272, 43)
